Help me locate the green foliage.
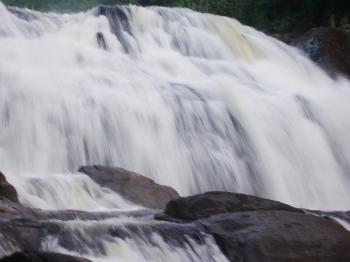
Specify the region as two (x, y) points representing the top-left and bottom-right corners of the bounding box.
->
(2, 0), (349, 33)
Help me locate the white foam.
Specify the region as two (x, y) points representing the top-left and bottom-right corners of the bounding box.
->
(0, 3), (349, 212)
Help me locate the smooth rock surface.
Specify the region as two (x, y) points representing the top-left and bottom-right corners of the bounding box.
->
(79, 165), (179, 209)
(164, 191), (301, 221)
(202, 211), (350, 262)
(0, 252), (91, 262)
(162, 192), (350, 262)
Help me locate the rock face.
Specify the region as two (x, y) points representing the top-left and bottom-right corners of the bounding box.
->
(95, 5), (133, 53)
(0, 172), (18, 203)
(293, 27), (350, 78)
(1, 167), (349, 262)
(203, 211), (350, 262)
(162, 192), (350, 262)
(78, 165), (179, 209)
(0, 252), (91, 262)
(164, 191), (301, 221)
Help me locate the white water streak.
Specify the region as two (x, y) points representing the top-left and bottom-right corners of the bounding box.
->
(0, 3), (349, 212)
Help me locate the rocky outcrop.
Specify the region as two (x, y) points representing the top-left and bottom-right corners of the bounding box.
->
(0, 172), (18, 203)
(78, 165), (179, 209)
(164, 191), (301, 221)
(203, 211), (350, 262)
(0, 198), (37, 219)
(293, 27), (350, 78)
(95, 5), (134, 53)
(1, 168), (349, 262)
(0, 203), (160, 258)
(7, 7), (38, 22)
(160, 192), (350, 262)
(0, 252), (91, 262)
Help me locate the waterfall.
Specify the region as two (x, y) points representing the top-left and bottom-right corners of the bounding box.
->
(0, 1), (350, 216)
(2, 2), (350, 261)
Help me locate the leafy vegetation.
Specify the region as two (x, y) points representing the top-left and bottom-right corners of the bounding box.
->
(2, 0), (349, 33)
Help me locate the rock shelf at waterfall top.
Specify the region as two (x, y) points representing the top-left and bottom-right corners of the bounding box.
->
(1, 169), (350, 262)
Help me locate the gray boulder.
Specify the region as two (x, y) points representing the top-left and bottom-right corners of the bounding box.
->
(161, 192), (350, 262)
(164, 191), (301, 221)
(202, 211), (350, 262)
(78, 165), (179, 209)
(0, 172), (19, 203)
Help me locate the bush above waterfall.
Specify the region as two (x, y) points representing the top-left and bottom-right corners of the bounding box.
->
(2, 0), (349, 33)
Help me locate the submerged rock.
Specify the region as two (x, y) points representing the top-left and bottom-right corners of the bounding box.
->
(95, 5), (135, 53)
(78, 165), (179, 209)
(293, 27), (350, 78)
(164, 191), (301, 221)
(0, 252), (91, 262)
(96, 32), (108, 50)
(0, 172), (18, 203)
(7, 7), (38, 22)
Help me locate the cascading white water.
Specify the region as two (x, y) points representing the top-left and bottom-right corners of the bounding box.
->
(40, 218), (228, 262)
(1, 2), (350, 261)
(0, 0), (350, 213)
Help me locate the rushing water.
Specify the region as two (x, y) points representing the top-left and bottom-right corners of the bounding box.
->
(1, 2), (350, 260)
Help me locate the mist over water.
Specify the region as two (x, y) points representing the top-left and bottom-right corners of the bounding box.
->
(1, 2), (350, 260)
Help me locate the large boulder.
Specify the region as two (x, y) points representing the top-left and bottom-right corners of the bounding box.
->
(161, 192), (350, 262)
(0, 172), (19, 203)
(78, 165), (179, 209)
(164, 191), (301, 221)
(0, 252), (91, 262)
(293, 27), (350, 78)
(203, 211), (350, 262)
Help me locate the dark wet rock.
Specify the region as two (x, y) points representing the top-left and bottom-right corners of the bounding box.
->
(0, 172), (19, 203)
(0, 198), (36, 219)
(293, 27), (350, 78)
(7, 7), (38, 21)
(160, 192), (350, 261)
(0, 251), (91, 262)
(0, 207), (160, 257)
(164, 191), (301, 221)
(96, 32), (108, 50)
(309, 209), (350, 225)
(0, 180), (161, 257)
(0, 219), (44, 256)
(201, 211), (350, 262)
(95, 5), (136, 53)
(0, 173), (348, 262)
(78, 165), (179, 209)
